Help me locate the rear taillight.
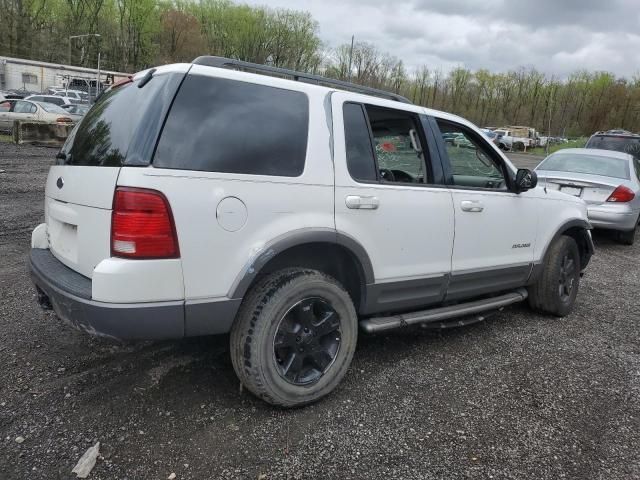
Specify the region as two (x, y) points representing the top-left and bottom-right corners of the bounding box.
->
(56, 117), (73, 123)
(606, 185), (635, 203)
(111, 187), (179, 259)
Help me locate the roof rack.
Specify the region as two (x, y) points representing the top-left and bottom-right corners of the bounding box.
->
(192, 56), (412, 104)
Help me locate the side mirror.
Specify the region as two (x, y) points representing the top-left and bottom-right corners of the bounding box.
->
(515, 169), (538, 193)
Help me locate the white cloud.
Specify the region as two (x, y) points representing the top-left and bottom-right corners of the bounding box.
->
(244, 0), (640, 77)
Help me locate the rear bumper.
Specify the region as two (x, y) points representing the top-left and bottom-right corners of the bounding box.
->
(29, 249), (241, 340)
(588, 206), (639, 231)
(30, 248), (184, 340)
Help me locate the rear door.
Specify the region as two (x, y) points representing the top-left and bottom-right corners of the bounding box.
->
(46, 66), (188, 277)
(332, 93), (454, 313)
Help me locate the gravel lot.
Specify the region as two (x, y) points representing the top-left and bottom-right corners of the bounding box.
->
(1, 143), (639, 479)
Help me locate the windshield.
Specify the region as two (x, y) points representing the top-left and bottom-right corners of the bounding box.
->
(586, 135), (640, 158)
(38, 102), (68, 114)
(538, 153), (630, 179)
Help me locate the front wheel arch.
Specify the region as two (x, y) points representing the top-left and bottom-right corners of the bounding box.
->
(538, 221), (594, 273)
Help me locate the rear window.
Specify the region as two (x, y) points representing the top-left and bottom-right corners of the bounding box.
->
(42, 96), (64, 105)
(60, 72), (184, 166)
(153, 75), (308, 176)
(538, 153), (630, 179)
(38, 102), (68, 114)
(586, 135), (640, 158)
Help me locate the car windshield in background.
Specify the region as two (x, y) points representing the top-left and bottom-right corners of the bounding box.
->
(37, 102), (68, 114)
(538, 153), (630, 179)
(586, 135), (640, 158)
(481, 129), (497, 138)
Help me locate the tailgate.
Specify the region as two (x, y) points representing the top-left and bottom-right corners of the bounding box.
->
(45, 166), (120, 278)
(42, 65), (189, 278)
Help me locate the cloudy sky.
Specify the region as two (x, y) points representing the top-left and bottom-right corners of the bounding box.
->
(246, 0), (640, 77)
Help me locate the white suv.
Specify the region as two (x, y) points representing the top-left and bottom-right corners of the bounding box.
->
(30, 57), (594, 407)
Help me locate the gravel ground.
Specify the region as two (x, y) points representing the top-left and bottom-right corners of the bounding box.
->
(0, 143), (639, 479)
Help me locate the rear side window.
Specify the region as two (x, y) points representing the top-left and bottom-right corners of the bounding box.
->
(154, 75), (308, 177)
(343, 103), (377, 182)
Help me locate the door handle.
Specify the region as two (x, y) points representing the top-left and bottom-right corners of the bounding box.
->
(346, 195), (379, 210)
(460, 200), (484, 212)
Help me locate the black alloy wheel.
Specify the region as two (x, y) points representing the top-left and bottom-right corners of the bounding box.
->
(273, 297), (341, 386)
(558, 252), (576, 302)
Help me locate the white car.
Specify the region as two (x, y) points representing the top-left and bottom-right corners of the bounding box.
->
(25, 94), (77, 106)
(29, 58), (594, 407)
(51, 89), (89, 103)
(536, 148), (640, 245)
(0, 99), (75, 132)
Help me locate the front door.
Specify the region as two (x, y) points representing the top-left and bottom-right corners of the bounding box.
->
(332, 93), (455, 314)
(433, 119), (538, 300)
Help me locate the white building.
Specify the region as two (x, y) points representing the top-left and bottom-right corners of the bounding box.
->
(0, 56), (129, 94)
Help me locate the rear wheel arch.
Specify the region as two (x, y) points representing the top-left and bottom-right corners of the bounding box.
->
(229, 230), (374, 313)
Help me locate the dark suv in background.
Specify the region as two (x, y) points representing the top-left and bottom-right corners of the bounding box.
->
(586, 130), (640, 158)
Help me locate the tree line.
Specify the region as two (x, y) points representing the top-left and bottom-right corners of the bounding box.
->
(1, 0), (639, 136)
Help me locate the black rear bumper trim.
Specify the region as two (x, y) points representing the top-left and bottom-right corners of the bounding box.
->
(29, 248), (184, 340)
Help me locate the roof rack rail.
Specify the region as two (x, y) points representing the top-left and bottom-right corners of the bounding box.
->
(192, 56), (412, 104)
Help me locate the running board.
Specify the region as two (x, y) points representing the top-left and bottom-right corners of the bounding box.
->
(360, 288), (528, 333)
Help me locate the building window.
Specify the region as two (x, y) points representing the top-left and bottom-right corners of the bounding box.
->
(22, 73), (37, 84)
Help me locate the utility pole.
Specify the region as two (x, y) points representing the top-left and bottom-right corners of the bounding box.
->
(546, 92), (553, 156)
(68, 33), (101, 66)
(96, 52), (101, 101)
(347, 35), (354, 82)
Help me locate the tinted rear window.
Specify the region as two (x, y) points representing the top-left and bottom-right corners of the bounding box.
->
(343, 103), (377, 182)
(586, 135), (640, 158)
(153, 75), (308, 176)
(538, 153), (630, 179)
(60, 72), (184, 166)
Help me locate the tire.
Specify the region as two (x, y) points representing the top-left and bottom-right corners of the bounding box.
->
(230, 268), (358, 407)
(617, 222), (637, 246)
(528, 235), (581, 317)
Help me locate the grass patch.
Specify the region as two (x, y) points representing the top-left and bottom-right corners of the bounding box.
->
(528, 137), (587, 156)
(0, 134), (13, 143)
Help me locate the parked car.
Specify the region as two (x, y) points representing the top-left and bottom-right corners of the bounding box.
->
(494, 128), (534, 151)
(480, 128), (499, 144)
(0, 99), (75, 133)
(52, 89), (90, 103)
(1, 90), (29, 100)
(535, 148), (640, 245)
(25, 94), (77, 107)
(61, 103), (90, 121)
(585, 130), (640, 159)
(29, 58), (594, 407)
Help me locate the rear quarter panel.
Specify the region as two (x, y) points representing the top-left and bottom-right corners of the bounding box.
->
(116, 85), (334, 302)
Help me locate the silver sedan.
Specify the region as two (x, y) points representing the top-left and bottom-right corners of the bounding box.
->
(535, 148), (640, 245)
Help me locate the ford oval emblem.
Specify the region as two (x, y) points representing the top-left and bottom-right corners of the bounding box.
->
(56, 177), (64, 189)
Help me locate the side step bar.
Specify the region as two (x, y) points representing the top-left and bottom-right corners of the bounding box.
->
(360, 288), (528, 333)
